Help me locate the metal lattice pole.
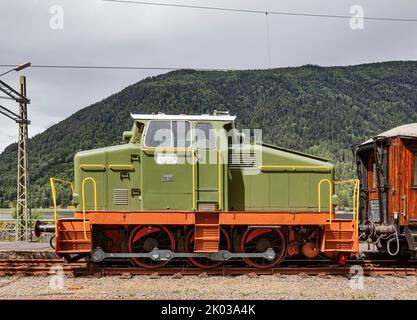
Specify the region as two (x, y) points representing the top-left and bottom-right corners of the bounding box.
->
(15, 76), (31, 241)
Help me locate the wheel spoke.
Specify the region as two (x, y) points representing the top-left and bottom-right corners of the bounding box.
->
(241, 227), (287, 268)
(128, 225), (175, 268)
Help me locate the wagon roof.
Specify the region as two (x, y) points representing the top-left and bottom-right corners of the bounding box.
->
(360, 122), (417, 146)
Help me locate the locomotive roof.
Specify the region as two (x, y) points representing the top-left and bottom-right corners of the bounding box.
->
(131, 113), (236, 122)
(360, 123), (417, 146)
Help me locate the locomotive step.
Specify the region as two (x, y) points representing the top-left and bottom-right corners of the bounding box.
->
(194, 236), (220, 241)
(58, 240), (92, 243)
(56, 250), (91, 254)
(321, 221), (358, 253)
(334, 212), (354, 220)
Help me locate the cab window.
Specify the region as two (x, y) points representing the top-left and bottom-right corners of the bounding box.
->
(145, 120), (191, 148)
(195, 123), (216, 149)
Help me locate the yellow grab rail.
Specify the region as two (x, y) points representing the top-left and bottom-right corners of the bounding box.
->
(192, 150), (196, 210)
(218, 150), (223, 211)
(334, 179), (360, 223)
(81, 177), (97, 240)
(318, 179), (333, 224)
(356, 179), (360, 223)
(259, 165), (332, 172)
(50, 177), (75, 230)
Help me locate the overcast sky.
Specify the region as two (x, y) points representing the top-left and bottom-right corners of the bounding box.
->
(0, 0), (416, 152)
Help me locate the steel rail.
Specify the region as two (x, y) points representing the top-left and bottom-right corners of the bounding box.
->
(2, 258), (417, 277)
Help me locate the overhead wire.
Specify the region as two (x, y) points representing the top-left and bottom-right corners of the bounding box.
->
(0, 64), (239, 71)
(2, 1), (417, 72)
(102, 0), (417, 23)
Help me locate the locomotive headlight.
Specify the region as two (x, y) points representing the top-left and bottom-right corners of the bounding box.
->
(332, 194), (339, 206)
(122, 131), (132, 143)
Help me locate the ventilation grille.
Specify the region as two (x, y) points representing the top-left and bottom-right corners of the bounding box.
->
(228, 150), (257, 169)
(197, 202), (218, 212)
(113, 189), (129, 205)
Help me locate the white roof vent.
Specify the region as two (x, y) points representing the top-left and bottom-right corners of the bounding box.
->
(131, 113), (236, 122)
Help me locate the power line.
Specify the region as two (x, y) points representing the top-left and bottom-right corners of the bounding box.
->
(2, 1), (414, 74)
(0, 64), (239, 71)
(103, 0), (417, 23)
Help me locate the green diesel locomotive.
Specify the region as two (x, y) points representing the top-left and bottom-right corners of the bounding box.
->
(42, 112), (357, 269)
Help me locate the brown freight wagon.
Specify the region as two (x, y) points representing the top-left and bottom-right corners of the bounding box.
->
(355, 123), (417, 256)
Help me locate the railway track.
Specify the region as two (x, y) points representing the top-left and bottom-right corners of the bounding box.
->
(78, 266), (417, 277)
(0, 259), (85, 276)
(2, 258), (417, 276)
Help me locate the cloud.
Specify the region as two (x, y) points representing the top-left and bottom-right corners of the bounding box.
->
(0, 0), (416, 152)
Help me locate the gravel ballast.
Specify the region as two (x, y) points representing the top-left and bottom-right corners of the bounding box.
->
(0, 274), (416, 299)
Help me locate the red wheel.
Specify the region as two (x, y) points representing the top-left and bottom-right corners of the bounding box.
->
(128, 225), (175, 268)
(241, 227), (286, 268)
(185, 227), (231, 269)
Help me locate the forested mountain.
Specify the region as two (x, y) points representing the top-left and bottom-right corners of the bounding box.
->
(1, 61), (417, 207)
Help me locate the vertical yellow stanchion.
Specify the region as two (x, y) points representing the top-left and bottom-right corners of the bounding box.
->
(50, 178), (58, 236)
(356, 179), (360, 222)
(192, 150), (196, 211)
(331, 179), (361, 231)
(355, 179), (360, 239)
(218, 150), (222, 211)
(352, 182), (357, 219)
(49, 177), (75, 250)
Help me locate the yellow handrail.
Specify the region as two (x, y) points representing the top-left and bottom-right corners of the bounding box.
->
(334, 179), (360, 223)
(355, 179), (360, 224)
(218, 150), (222, 211)
(259, 165), (332, 172)
(50, 177), (75, 229)
(192, 150), (196, 210)
(356, 179), (360, 222)
(81, 177), (97, 240)
(318, 179), (333, 224)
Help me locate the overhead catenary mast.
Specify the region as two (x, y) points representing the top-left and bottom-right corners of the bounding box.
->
(0, 62), (32, 241)
(16, 76), (31, 241)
